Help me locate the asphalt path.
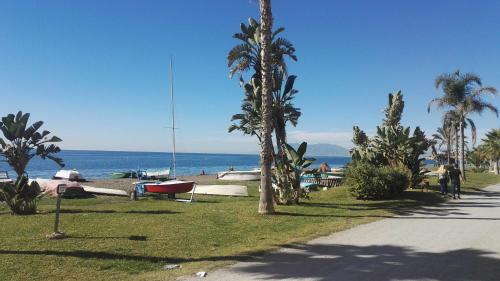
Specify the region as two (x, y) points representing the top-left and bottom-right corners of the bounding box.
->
(181, 183), (500, 281)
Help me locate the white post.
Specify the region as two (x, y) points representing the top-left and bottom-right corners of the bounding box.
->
(47, 184), (66, 240)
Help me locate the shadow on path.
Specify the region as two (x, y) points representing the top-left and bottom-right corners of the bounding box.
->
(229, 243), (500, 281)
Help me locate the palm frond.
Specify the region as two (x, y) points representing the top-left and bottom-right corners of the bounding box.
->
(427, 98), (448, 112)
(461, 72), (482, 87)
(472, 86), (498, 98)
(465, 118), (477, 145)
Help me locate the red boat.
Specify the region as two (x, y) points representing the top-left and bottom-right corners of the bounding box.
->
(144, 180), (195, 195)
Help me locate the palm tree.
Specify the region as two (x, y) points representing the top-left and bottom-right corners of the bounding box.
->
(229, 75), (301, 162)
(258, 0), (275, 214)
(428, 70), (498, 180)
(442, 110), (460, 163)
(482, 128), (500, 175)
(228, 17), (296, 85)
(468, 145), (487, 169)
(432, 126), (453, 164)
(228, 16), (299, 167)
(440, 110), (477, 165)
(228, 8), (301, 206)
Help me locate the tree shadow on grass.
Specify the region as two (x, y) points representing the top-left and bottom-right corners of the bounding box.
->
(300, 187), (500, 218)
(0, 249), (252, 265)
(300, 191), (446, 217)
(2, 244), (500, 281)
(65, 235), (148, 241)
(274, 211), (500, 221)
(45, 209), (181, 215)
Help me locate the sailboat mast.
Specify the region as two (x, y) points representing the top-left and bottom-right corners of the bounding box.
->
(170, 57), (176, 179)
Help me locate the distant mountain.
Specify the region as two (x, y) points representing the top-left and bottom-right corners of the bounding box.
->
(289, 143), (350, 157)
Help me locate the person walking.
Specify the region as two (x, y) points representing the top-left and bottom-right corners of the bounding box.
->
(449, 164), (462, 199)
(437, 165), (449, 196)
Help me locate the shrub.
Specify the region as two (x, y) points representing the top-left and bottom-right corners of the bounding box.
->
(382, 165), (410, 195)
(471, 167), (486, 173)
(345, 162), (410, 200)
(0, 111), (63, 215)
(0, 176), (41, 215)
(273, 142), (315, 205)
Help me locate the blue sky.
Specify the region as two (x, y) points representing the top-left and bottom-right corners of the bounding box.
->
(0, 0), (499, 154)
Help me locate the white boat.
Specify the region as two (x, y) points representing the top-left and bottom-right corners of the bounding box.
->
(82, 185), (128, 197)
(189, 185), (248, 197)
(217, 170), (260, 181)
(142, 168), (170, 180)
(53, 169), (85, 182)
(330, 167), (345, 173)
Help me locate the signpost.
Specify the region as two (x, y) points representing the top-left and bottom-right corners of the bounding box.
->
(47, 184), (66, 240)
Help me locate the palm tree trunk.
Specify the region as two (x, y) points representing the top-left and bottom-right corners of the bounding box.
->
(459, 119), (466, 181)
(446, 137), (451, 165)
(258, 0), (275, 214)
(494, 159), (499, 175)
(454, 127), (459, 164)
(274, 119), (284, 166)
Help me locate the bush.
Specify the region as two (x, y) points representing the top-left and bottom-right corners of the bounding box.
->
(345, 162), (410, 200)
(382, 165), (410, 195)
(0, 176), (41, 215)
(471, 167), (486, 173)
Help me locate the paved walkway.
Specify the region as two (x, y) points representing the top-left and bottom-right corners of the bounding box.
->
(181, 183), (500, 281)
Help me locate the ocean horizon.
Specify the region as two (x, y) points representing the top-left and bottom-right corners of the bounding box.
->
(0, 150), (352, 179)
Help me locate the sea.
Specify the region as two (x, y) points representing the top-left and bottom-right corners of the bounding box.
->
(0, 150), (352, 179)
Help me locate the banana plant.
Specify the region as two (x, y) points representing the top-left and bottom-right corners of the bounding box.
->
(0, 111), (64, 215)
(350, 92), (431, 188)
(0, 176), (41, 214)
(273, 142), (315, 204)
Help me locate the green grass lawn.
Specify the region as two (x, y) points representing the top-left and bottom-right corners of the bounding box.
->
(1, 172), (498, 281)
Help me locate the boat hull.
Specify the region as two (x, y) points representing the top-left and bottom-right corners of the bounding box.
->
(189, 185), (248, 197)
(53, 169), (86, 182)
(217, 170), (260, 181)
(110, 171), (136, 179)
(141, 169), (170, 180)
(82, 185), (128, 197)
(144, 180), (194, 194)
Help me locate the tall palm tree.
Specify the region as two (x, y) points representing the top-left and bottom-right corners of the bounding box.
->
(428, 70), (498, 180)
(482, 128), (500, 175)
(443, 110), (459, 163)
(258, 0), (275, 214)
(442, 110), (477, 165)
(228, 16), (299, 167)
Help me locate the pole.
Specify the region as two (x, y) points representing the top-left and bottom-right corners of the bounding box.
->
(170, 56), (176, 179)
(54, 193), (62, 233)
(47, 184), (66, 239)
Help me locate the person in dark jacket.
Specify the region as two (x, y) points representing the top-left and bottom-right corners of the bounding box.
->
(449, 164), (462, 199)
